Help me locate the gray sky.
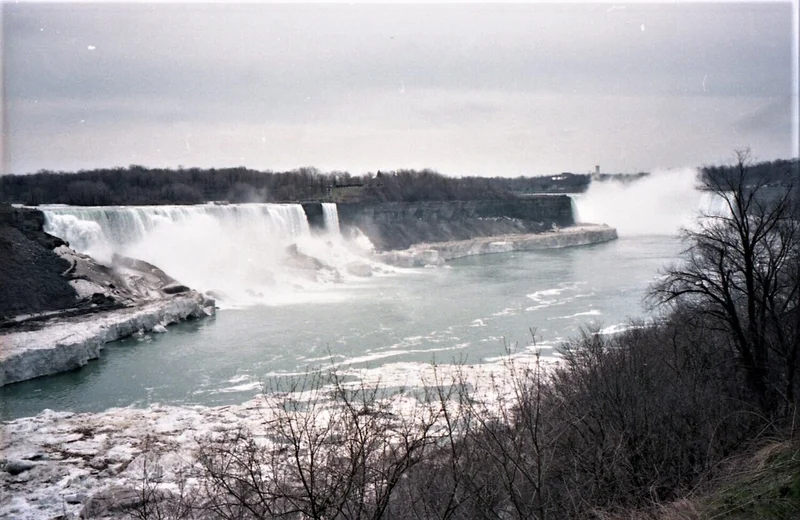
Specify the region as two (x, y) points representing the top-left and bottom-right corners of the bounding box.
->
(2, 2), (798, 176)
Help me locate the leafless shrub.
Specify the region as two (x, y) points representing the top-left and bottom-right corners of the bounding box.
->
(123, 435), (197, 520)
(192, 371), (444, 520)
(652, 148), (800, 416)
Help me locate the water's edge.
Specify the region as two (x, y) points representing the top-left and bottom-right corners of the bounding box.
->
(377, 224), (617, 266)
(0, 293), (213, 387)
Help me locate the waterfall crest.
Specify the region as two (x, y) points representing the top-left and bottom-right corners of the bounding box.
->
(41, 203), (380, 307)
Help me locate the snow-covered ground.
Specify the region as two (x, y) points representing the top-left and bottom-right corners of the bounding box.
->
(376, 224), (617, 266)
(1, 356), (548, 519)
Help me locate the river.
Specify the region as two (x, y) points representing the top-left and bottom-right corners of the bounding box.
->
(0, 233), (682, 420)
(1, 169), (709, 420)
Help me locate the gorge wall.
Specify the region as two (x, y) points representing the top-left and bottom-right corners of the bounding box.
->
(330, 196), (575, 251)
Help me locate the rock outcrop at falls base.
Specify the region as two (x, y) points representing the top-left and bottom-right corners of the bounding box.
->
(0, 204), (79, 320)
(0, 204), (215, 387)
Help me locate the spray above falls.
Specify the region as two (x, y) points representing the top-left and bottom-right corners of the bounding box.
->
(571, 168), (725, 236)
(41, 203), (383, 307)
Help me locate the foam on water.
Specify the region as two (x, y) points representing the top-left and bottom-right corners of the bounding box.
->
(491, 307), (521, 317)
(527, 288), (566, 301)
(548, 309), (602, 320)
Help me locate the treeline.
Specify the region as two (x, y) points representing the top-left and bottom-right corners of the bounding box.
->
(1, 157), (796, 207)
(0, 165), (522, 206)
(361, 169), (515, 202)
(701, 156), (799, 188)
(0, 166), (590, 206)
(482, 171), (591, 193)
(0, 166), (335, 206)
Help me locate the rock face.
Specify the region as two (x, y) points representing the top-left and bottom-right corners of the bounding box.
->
(0, 204), (79, 320)
(376, 224), (618, 267)
(336, 197), (575, 251)
(300, 201), (326, 229)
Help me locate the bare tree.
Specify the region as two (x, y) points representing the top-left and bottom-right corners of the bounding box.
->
(651, 148), (799, 414)
(194, 371), (443, 520)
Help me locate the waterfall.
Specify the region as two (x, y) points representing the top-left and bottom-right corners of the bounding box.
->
(44, 205), (309, 258)
(41, 203), (379, 306)
(321, 203), (341, 235)
(570, 168), (731, 236)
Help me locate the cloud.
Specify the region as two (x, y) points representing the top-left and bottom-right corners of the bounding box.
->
(2, 2), (796, 175)
(736, 97), (794, 134)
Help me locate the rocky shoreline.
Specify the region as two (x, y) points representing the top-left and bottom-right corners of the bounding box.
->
(336, 197), (575, 251)
(0, 292), (214, 387)
(375, 224), (618, 267)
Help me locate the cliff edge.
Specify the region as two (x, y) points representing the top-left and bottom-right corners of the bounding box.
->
(336, 197), (574, 251)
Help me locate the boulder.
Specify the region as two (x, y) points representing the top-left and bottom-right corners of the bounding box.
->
(3, 459), (35, 475)
(285, 243), (324, 271)
(64, 493), (87, 504)
(80, 486), (142, 518)
(162, 283), (190, 295)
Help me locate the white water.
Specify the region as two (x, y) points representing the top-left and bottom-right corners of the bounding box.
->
(321, 202), (341, 235)
(41, 203), (382, 307)
(572, 168), (724, 236)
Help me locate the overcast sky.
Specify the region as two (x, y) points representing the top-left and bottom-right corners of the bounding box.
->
(2, 2), (798, 176)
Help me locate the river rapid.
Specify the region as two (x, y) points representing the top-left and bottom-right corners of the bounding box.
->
(0, 169), (706, 420)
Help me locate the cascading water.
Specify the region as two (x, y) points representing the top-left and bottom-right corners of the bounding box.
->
(321, 203), (341, 235)
(43, 205), (311, 261)
(41, 203), (380, 307)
